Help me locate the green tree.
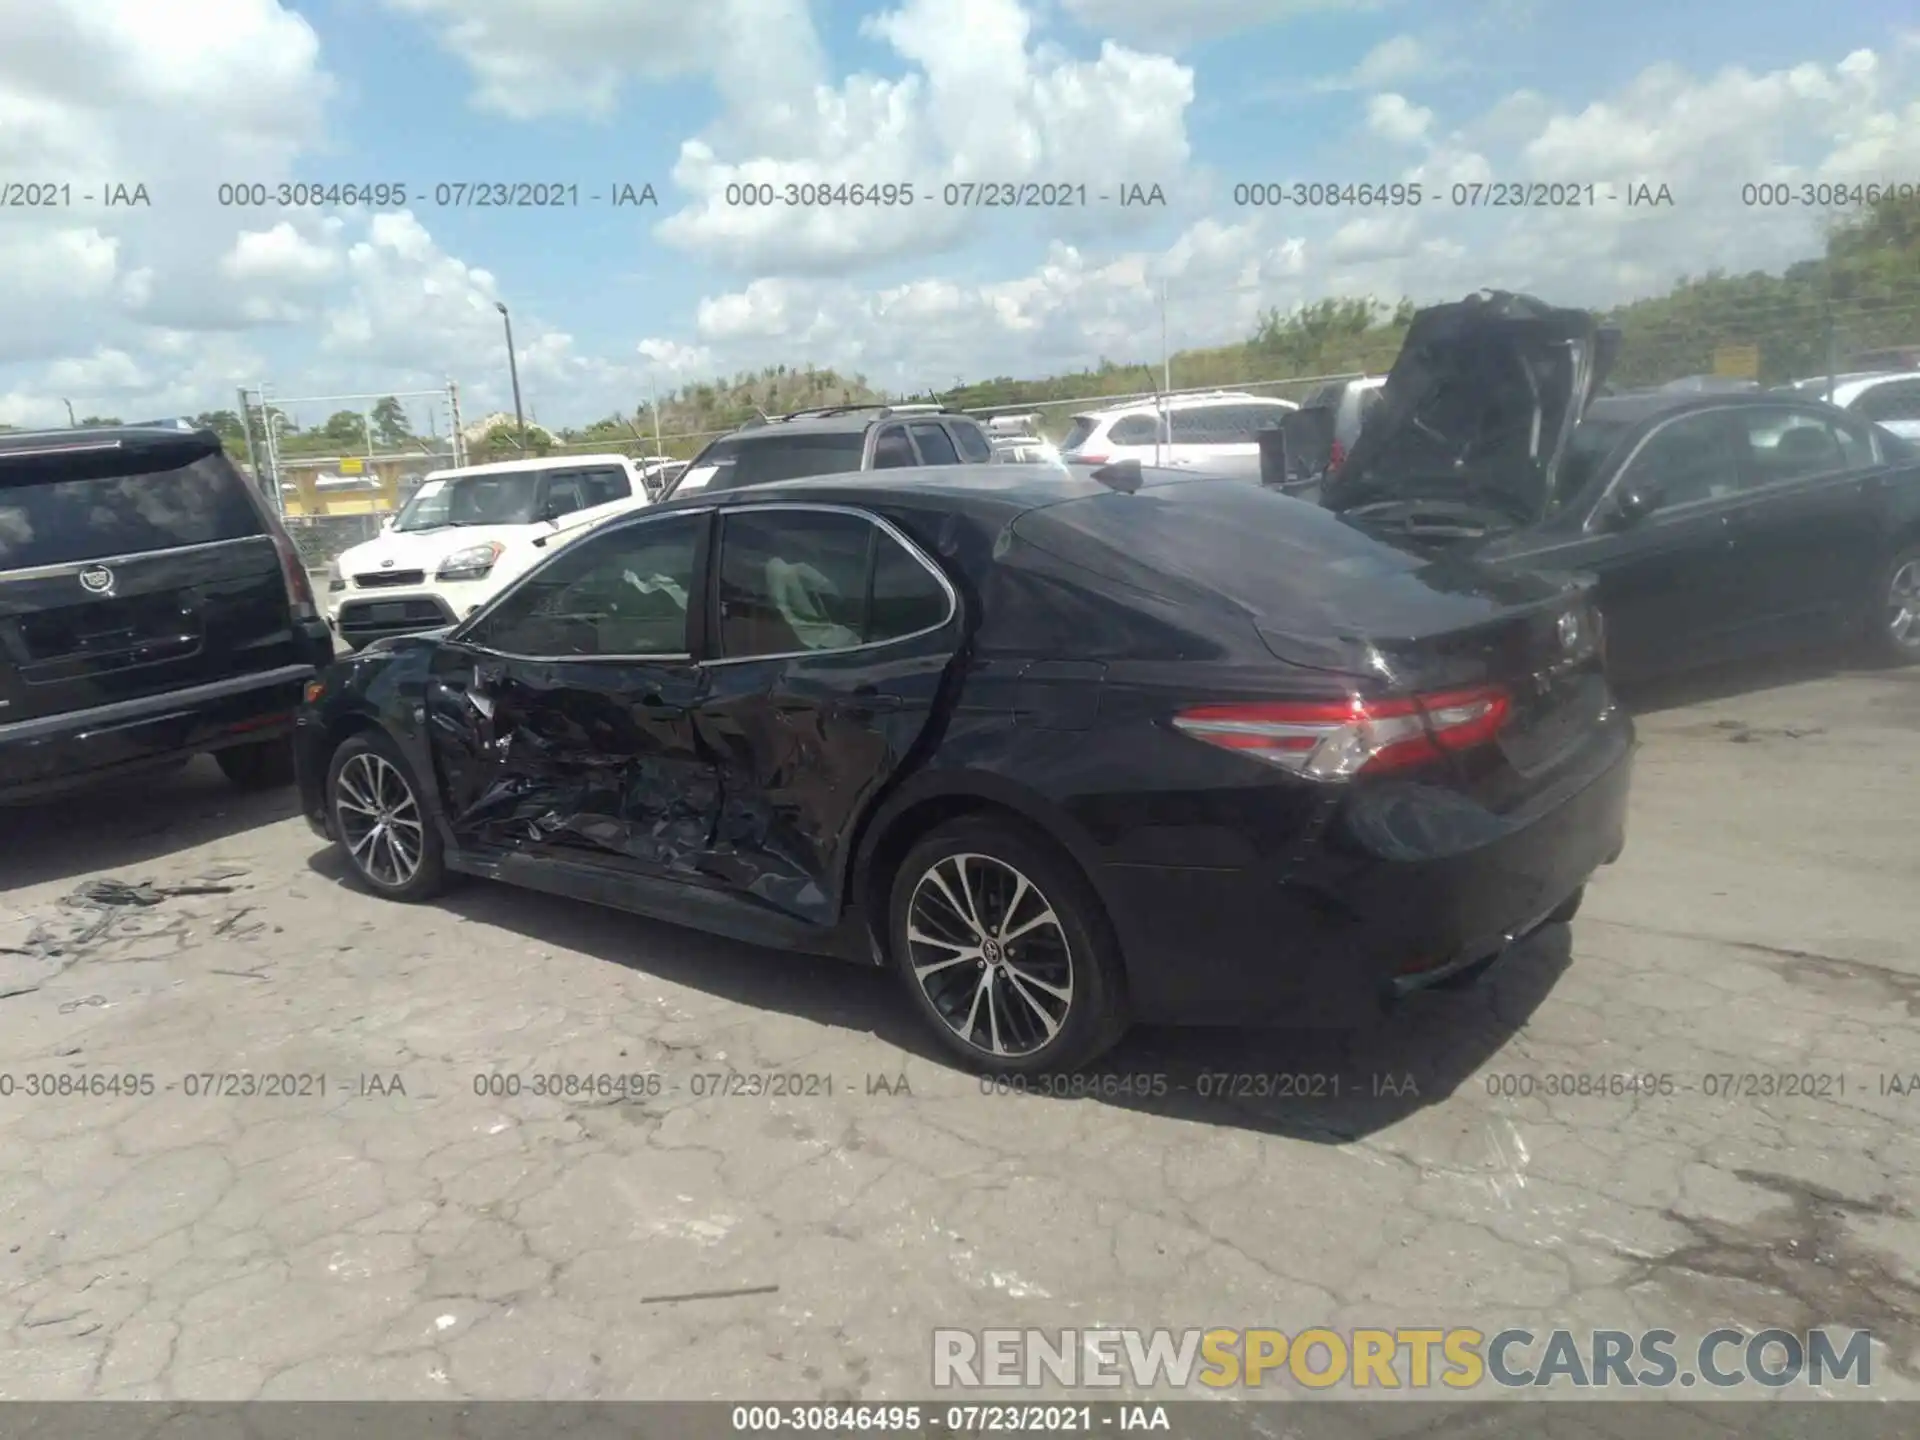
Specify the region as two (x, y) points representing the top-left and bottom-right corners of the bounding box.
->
(77, 415), (123, 426)
(322, 409), (369, 444)
(370, 396), (412, 447)
(192, 410), (245, 442)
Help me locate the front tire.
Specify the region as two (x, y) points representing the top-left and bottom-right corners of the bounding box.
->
(326, 731), (446, 901)
(215, 737), (296, 790)
(888, 815), (1129, 1074)
(1868, 543), (1920, 666)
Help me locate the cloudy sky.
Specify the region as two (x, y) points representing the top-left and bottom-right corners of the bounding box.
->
(1, 0), (1916, 432)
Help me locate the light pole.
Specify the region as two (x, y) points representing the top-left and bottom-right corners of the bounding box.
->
(495, 301), (526, 450)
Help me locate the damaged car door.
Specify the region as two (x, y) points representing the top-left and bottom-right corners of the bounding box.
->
(693, 503), (960, 924)
(421, 510), (719, 873)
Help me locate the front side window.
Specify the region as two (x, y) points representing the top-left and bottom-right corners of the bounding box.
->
(717, 508), (949, 659)
(466, 513), (702, 657)
(1616, 410), (1741, 507)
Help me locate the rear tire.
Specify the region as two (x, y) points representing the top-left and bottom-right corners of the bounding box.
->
(326, 731), (446, 901)
(888, 814), (1129, 1075)
(1866, 543), (1920, 667)
(214, 737), (296, 790)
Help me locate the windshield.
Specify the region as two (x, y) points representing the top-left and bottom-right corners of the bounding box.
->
(393, 471), (542, 531)
(667, 432), (867, 497)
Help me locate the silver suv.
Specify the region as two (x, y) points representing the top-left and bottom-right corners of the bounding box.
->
(665, 405), (998, 498)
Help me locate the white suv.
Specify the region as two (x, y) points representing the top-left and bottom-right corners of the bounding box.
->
(326, 454), (652, 649)
(1057, 391), (1298, 479)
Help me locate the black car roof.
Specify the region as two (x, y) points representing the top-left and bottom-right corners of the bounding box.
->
(1584, 389), (1839, 427)
(649, 461), (1193, 522)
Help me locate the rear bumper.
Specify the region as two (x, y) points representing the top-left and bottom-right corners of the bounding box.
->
(1101, 716), (1634, 1027)
(0, 659), (321, 800)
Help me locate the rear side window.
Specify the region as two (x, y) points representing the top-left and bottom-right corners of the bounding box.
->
(908, 422), (960, 464)
(948, 420), (993, 462)
(1856, 379), (1920, 423)
(1107, 415), (1162, 445)
(0, 452), (264, 570)
(1172, 403), (1292, 444)
(1060, 417), (1100, 452)
(717, 508), (951, 658)
(872, 426), (917, 468)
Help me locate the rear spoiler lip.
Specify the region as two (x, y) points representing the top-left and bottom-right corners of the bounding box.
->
(0, 427), (222, 478)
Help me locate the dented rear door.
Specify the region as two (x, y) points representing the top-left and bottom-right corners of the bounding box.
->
(690, 504), (961, 925)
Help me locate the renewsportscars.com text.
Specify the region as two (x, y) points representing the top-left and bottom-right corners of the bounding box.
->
(932, 1327), (1874, 1390)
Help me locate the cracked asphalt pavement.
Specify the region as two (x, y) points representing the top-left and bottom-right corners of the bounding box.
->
(1, 654), (1916, 1405)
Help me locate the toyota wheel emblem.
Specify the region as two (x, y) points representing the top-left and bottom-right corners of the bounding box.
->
(78, 565), (115, 595)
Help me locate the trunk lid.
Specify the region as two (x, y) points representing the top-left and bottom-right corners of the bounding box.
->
(1313, 290), (1620, 530)
(1008, 476), (1611, 788)
(0, 430), (300, 725)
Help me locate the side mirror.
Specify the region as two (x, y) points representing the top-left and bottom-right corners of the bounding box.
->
(381, 514), (396, 531)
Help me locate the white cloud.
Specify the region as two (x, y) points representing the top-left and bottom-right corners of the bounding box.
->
(0, 0), (337, 367)
(220, 221), (344, 286)
(6, 19), (1920, 433)
(655, 0), (1196, 275)
(383, 0), (822, 121)
(638, 339), (718, 375)
(664, 40), (1920, 393)
(1059, 0), (1381, 49)
(1366, 93), (1434, 144)
(390, 0), (1196, 276)
(1314, 34), (1452, 92)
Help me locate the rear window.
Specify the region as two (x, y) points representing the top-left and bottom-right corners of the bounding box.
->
(0, 451), (264, 570)
(672, 432), (868, 495)
(1010, 477), (1423, 614)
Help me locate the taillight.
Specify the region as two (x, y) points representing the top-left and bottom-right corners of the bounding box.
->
(266, 522), (317, 620)
(1172, 686), (1511, 781)
(1328, 439), (1347, 471)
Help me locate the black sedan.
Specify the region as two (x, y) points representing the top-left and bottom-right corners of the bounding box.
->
(1292, 291), (1920, 682)
(294, 465), (1633, 1072)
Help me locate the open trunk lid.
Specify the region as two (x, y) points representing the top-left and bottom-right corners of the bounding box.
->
(1314, 290), (1620, 528)
(0, 430), (305, 726)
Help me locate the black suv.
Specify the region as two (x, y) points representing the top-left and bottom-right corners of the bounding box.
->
(0, 424), (336, 800)
(663, 404), (999, 498)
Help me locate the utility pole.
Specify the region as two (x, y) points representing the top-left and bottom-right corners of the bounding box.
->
(650, 374), (665, 459)
(495, 301), (526, 451)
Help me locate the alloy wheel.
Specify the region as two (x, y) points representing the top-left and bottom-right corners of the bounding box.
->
(335, 751), (426, 888)
(1888, 558), (1920, 652)
(905, 852), (1074, 1058)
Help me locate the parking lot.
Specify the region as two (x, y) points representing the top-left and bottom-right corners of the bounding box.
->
(1, 652), (1917, 1403)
